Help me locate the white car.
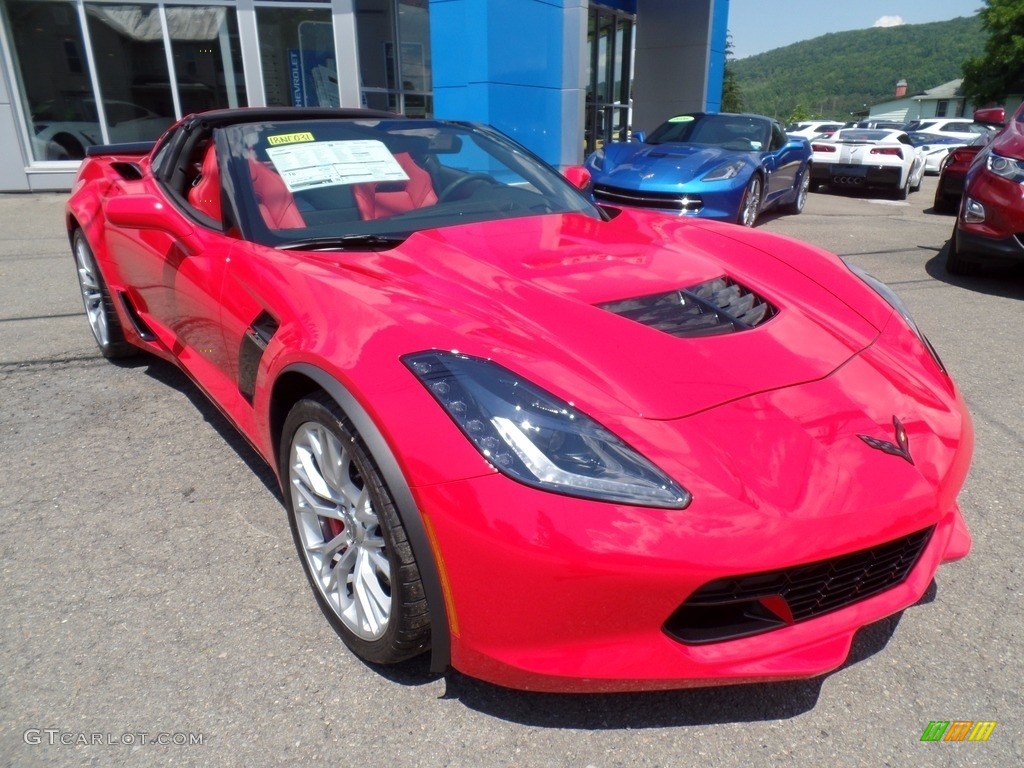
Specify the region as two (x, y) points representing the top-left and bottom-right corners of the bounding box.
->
(786, 120), (845, 138)
(30, 99), (172, 161)
(809, 128), (925, 199)
(903, 118), (995, 143)
(907, 132), (967, 174)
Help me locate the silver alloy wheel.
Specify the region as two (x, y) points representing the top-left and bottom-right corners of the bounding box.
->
(74, 235), (110, 347)
(740, 176), (762, 226)
(289, 421), (391, 641)
(795, 171), (809, 211)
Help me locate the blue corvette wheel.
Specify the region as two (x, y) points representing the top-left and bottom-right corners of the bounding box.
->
(738, 176), (762, 227)
(784, 169), (811, 215)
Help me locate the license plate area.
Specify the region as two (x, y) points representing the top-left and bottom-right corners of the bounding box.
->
(833, 164), (867, 176)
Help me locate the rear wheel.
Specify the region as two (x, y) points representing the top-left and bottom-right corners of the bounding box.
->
(72, 230), (138, 358)
(894, 174), (910, 201)
(783, 169), (810, 215)
(910, 164), (923, 192)
(945, 221), (984, 276)
(280, 394), (431, 664)
(737, 175), (762, 227)
(933, 191), (956, 214)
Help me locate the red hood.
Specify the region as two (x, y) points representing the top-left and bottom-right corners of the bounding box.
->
(323, 210), (882, 420)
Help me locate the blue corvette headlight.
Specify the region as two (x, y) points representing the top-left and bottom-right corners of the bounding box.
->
(404, 351), (691, 508)
(585, 148), (605, 172)
(701, 159), (746, 182)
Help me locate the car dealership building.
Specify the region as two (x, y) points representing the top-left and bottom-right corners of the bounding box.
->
(0, 0), (729, 191)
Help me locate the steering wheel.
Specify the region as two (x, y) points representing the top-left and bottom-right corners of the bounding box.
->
(437, 173), (496, 202)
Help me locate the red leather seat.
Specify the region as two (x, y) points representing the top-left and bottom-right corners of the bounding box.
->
(188, 143), (221, 223)
(354, 152), (437, 220)
(249, 159), (305, 230)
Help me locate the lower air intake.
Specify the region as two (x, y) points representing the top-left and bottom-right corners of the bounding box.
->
(663, 527), (934, 645)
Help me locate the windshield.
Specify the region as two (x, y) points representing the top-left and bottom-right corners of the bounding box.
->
(220, 118), (599, 247)
(645, 114), (770, 151)
(833, 129), (892, 143)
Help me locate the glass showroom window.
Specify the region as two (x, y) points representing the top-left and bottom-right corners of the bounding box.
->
(2, 0), (97, 160)
(256, 5), (337, 107)
(355, 0), (432, 116)
(1, 0), (245, 162)
(83, 4), (177, 141)
(166, 5), (246, 114)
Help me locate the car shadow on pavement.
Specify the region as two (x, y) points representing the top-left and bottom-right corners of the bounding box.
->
(926, 240), (1024, 299)
(133, 356), (283, 500)
(439, 582), (938, 728)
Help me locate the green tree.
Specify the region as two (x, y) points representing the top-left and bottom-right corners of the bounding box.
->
(962, 0), (1024, 105)
(788, 104), (811, 123)
(721, 34), (743, 112)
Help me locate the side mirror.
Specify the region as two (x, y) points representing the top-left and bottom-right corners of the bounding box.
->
(973, 106), (1006, 127)
(562, 165), (591, 191)
(105, 195), (198, 250)
(632, 131), (646, 143)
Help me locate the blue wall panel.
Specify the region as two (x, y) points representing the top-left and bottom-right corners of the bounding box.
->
(430, 0), (581, 167)
(706, 0), (730, 111)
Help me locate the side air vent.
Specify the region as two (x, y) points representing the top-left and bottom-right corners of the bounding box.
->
(598, 276), (776, 338)
(238, 311), (279, 402)
(111, 161), (144, 181)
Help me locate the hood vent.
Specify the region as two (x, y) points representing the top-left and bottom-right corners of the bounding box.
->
(598, 276), (776, 338)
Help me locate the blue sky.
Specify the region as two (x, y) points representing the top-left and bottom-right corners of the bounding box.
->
(727, 0), (984, 59)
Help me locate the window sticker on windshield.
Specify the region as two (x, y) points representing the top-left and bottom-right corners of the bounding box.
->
(267, 132), (315, 146)
(668, 115), (695, 123)
(265, 140), (409, 192)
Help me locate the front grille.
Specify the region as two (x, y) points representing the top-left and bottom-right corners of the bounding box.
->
(663, 527), (934, 645)
(598, 276), (776, 338)
(592, 183), (702, 212)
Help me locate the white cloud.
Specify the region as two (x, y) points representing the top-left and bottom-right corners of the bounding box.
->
(873, 15), (906, 28)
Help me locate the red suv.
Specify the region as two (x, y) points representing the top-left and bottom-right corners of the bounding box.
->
(948, 102), (1024, 275)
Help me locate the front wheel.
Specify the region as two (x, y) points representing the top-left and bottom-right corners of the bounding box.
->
(736, 175), (762, 227)
(280, 394), (431, 664)
(72, 230), (138, 358)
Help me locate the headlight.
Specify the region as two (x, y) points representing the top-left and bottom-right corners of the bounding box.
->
(701, 159), (746, 182)
(404, 351), (691, 508)
(986, 152), (1024, 183)
(585, 148), (605, 172)
(848, 264), (946, 374)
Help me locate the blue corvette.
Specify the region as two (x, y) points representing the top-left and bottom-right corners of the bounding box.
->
(584, 113), (813, 226)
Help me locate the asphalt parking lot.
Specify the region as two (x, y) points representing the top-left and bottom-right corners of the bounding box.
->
(1, 177), (1021, 768)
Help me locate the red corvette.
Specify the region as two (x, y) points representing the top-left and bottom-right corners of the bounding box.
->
(67, 108), (973, 692)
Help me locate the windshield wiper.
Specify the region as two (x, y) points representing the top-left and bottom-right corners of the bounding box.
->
(278, 234), (408, 251)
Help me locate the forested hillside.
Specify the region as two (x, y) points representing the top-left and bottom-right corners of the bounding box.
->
(730, 15), (986, 120)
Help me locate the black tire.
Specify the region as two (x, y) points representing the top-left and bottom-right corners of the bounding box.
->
(894, 174), (910, 200)
(72, 230), (139, 359)
(736, 175), (762, 226)
(945, 221), (983, 276)
(933, 193), (956, 214)
(280, 393), (431, 664)
(783, 168), (810, 215)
